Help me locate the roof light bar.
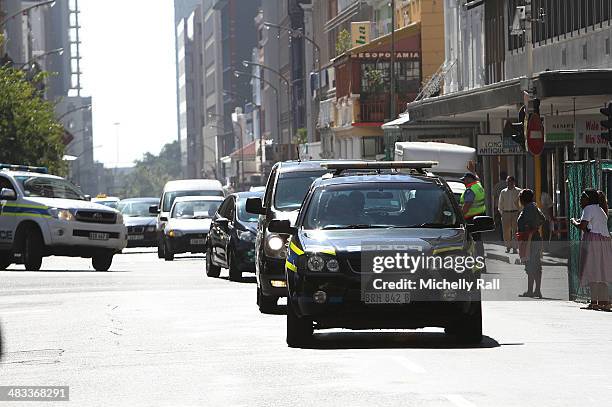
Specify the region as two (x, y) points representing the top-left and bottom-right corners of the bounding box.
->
(0, 164), (49, 174)
(321, 161), (438, 170)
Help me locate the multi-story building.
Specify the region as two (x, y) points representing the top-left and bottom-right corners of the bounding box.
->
(404, 0), (612, 217)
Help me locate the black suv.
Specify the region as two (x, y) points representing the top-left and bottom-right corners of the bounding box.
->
(269, 161), (495, 347)
(246, 161), (335, 313)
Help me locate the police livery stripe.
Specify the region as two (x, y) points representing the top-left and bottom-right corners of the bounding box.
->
(0, 203), (50, 218)
(285, 241), (304, 272)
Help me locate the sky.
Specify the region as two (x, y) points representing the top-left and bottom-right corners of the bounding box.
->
(78, 0), (178, 167)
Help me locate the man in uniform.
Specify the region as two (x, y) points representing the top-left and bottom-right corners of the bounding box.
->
(460, 172), (487, 271)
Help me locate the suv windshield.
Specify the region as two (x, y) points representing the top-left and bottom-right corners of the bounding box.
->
(274, 170), (329, 211)
(119, 200), (158, 217)
(171, 200), (221, 219)
(303, 182), (460, 230)
(162, 190), (224, 212)
(16, 176), (85, 200)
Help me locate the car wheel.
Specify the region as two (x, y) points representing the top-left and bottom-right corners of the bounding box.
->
(164, 241), (174, 261)
(228, 249), (241, 282)
(286, 300), (313, 348)
(0, 251), (11, 271)
(92, 252), (114, 272)
(205, 246), (221, 277)
(157, 239), (164, 259)
(22, 229), (43, 271)
(257, 286), (277, 314)
(451, 301), (482, 344)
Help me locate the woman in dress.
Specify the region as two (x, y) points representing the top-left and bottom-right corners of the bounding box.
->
(517, 189), (546, 298)
(571, 189), (612, 311)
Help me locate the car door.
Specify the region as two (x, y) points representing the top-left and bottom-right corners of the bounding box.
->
(0, 176), (18, 251)
(220, 197), (236, 264)
(210, 197), (231, 265)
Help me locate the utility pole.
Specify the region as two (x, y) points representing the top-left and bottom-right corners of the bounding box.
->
(390, 0), (396, 121)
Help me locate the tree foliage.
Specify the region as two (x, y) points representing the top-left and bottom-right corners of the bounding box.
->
(336, 29), (352, 56)
(122, 141), (182, 198)
(0, 65), (66, 175)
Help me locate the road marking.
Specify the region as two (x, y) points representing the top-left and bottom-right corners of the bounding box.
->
(392, 356), (426, 373)
(446, 394), (476, 407)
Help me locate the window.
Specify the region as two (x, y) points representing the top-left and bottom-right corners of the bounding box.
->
(359, 60), (421, 96)
(273, 170), (329, 211)
(0, 176), (15, 192)
(16, 176), (85, 200)
(171, 200), (222, 219)
(362, 137), (384, 159)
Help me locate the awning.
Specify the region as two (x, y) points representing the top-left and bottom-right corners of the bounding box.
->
(381, 114), (411, 129)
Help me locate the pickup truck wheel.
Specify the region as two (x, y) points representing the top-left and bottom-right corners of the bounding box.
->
(286, 301), (313, 348)
(23, 230), (43, 271)
(92, 252), (114, 271)
(453, 301), (482, 344)
(228, 249), (241, 282)
(0, 252), (11, 270)
(205, 246), (221, 277)
(257, 286), (277, 314)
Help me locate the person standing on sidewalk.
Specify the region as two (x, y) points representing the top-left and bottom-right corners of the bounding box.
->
(571, 189), (612, 311)
(492, 172), (508, 241)
(460, 172), (487, 271)
(517, 189), (546, 298)
(498, 176), (521, 253)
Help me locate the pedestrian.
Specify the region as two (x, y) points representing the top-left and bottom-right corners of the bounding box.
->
(492, 172), (508, 241)
(517, 189), (546, 298)
(540, 187), (554, 244)
(571, 189), (612, 311)
(460, 172), (487, 271)
(498, 176), (521, 253)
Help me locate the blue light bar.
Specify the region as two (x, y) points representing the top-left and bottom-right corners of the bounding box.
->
(0, 164), (49, 174)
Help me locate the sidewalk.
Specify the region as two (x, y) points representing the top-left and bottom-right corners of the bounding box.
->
(484, 242), (568, 267)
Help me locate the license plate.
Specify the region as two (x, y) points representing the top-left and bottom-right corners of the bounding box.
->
(362, 292), (411, 304)
(89, 232), (109, 241)
(190, 238), (206, 245)
(128, 235), (144, 241)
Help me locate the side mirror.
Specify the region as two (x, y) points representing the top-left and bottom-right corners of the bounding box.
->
(0, 188), (16, 201)
(160, 216), (168, 222)
(216, 217), (229, 228)
(468, 216), (496, 233)
(83, 194), (91, 201)
(149, 205), (160, 215)
(246, 197), (265, 215)
(268, 219), (296, 234)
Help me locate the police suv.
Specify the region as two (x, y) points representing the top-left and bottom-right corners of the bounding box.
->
(268, 161), (495, 347)
(0, 164), (127, 271)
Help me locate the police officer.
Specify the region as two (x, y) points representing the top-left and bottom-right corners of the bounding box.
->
(460, 172), (487, 271)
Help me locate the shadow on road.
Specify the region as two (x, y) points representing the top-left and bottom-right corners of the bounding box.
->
(2, 268), (130, 273)
(218, 275), (257, 284)
(301, 331), (505, 350)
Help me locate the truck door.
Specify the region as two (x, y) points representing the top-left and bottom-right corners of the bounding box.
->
(0, 176), (18, 250)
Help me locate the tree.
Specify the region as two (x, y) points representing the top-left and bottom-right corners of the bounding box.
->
(336, 29), (352, 56)
(122, 141), (182, 198)
(0, 65), (66, 175)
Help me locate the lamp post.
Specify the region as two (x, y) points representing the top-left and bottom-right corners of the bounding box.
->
(242, 60), (294, 160)
(16, 48), (63, 69)
(0, 0), (55, 28)
(57, 104), (92, 121)
(209, 117), (244, 190)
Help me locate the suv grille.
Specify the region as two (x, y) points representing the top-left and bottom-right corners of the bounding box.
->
(75, 210), (117, 224)
(127, 226), (145, 234)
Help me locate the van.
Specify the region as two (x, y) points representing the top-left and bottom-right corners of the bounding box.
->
(150, 179), (224, 258)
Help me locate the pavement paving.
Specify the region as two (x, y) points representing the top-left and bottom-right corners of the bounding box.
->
(0, 250), (610, 406)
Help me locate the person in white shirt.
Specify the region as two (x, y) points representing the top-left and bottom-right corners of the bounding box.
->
(571, 189), (612, 311)
(498, 176), (521, 253)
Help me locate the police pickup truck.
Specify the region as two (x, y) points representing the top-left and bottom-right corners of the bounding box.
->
(0, 164), (127, 271)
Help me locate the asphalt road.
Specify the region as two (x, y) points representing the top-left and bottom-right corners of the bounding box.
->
(0, 250), (611, 406)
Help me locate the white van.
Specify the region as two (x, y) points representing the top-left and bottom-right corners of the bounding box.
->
(150, 179), (224, 258)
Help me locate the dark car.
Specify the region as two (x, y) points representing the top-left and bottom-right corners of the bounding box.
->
(161, 196), (224, 261)
(206, 191), (263, 281)
(118, 198), (159, 248)
(246, 160), (338, 313)
(268, 161), (495, 347)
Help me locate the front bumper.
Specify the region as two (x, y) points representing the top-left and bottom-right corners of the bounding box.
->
(258, 256), (287, 297)
(166, 233), (207, 254)
(126, 231), (157, 247)
(45, 218), (127, 251)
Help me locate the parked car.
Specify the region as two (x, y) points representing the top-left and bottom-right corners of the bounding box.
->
(206, 191), (263, 281)
(160, 196), (223, 261)
(150, 179), (225, 258)
(118, 198), (159, 248)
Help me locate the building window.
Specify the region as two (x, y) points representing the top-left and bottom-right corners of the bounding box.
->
(359, 60), (421, 97)
(362, 137), (384, 159)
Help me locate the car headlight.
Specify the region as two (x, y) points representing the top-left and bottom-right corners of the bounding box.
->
(167, 230), (183, 238)
(146, 225), (156, 232)
(307, 255), (325, 272)
(239, 230), (256, 242)
(264, 233), (287, 258)
(49, 208), (75, 221)
(116, 212), (124, 224)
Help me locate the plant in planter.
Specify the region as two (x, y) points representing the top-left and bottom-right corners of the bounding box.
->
(364, 67), (384, 94)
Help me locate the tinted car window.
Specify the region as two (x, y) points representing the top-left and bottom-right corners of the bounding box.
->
(303, 183), (459, 230)
(237, 197), (258, 222)
(162, 190), (224, 212)
(119, 200), (158, 217)
(171, 200), (221, 219)
(273, 170), (329, 211)
(16, 176), (84, 200)
(0, 176), (14, 191)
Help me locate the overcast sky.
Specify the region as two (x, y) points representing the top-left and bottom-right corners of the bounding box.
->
(78, 0), (178, 167)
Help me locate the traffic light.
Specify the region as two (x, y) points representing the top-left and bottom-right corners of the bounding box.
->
(600, 102), (612, 143)
(505, 105), (526, 149)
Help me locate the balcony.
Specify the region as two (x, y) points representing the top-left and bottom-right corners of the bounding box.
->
(358, 96), (413, 123)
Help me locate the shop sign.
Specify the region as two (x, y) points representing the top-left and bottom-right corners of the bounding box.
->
(575, 115), (610, 148)
(350, 51), (420, 60)
(544, 116), (574, 143)
(477, 134), (523, 156)
(351, 22), (371, 47)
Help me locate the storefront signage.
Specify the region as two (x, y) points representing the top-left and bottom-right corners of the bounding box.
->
(350, 51), (420, 60)
(544, 116), (574, 143)
(545, 115), (611, 148)
(575, 115), (610, 148)
(477, 134), (523, 156)
(351, 22), (371, 47)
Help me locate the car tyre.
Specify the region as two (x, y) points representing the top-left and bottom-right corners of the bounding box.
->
(228, 249), (241, 282)
(22, 229), (43, 271)
(92, 252), (114, 272)
(157, 240), (164, 259)
(286, 301), (313, 348)
(206, 246), (221, 277)
(257, 286), (277, 314)
(450, 301), (482, 344)
(0, 251), (11, 271)
(164, 241), (174, 261)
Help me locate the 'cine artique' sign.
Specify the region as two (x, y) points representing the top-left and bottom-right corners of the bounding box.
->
(350, 51), (420, 60)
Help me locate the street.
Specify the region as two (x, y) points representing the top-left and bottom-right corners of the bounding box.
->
(1, 251), (611, 406)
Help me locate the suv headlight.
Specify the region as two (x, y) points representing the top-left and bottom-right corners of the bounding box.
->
(167, 230), (183, 238)
(116, 212), (124, 224)
(146, 225), (156, 232)
(264, 233), (287, 258)
(239, 230), (256, 242)
(49, 208), (75, 221)
(306, 254), (340, 272)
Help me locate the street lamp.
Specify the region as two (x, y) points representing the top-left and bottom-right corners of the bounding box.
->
(57, 104), (92, 121)
(263, 22), (321, 74)
(242, 60), (294, 159)
(16, 48), (64, 69)
(0, 1), (55, 29)
(209, 121), (244, 189)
